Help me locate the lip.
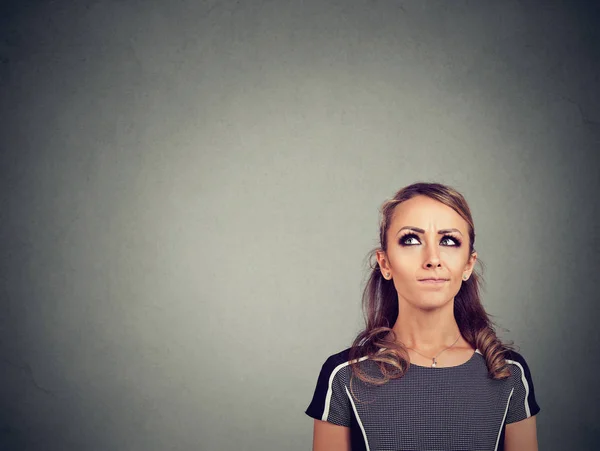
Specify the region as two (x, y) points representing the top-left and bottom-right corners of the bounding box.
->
(418, 279), (449, 284)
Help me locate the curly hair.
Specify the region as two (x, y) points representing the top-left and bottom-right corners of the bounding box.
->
(348, 181), (518, 387)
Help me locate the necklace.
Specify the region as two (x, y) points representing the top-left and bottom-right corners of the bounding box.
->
(406, 334), (461, 368)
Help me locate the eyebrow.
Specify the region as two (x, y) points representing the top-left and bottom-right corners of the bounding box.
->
(396, 226), (463, 236)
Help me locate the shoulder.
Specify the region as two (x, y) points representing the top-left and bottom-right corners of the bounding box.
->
(311, 346), (374, 388)
(503, 349), (528, 366)
(315, 348), (354, 380)
(319, 346), (371, 373)
(305, 347), (358, 424)
(321, 347), (352, 367)
(502, 349), (542, 421)
(503, 349), (535, 378)
(503, 349), (539, 407)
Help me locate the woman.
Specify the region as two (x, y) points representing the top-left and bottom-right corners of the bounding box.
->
(305, 182), (540, 451)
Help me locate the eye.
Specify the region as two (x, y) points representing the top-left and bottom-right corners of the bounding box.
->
(399, 233), (420, 245)
(441, 235), (461, 246)
(399, 233), (462, 247)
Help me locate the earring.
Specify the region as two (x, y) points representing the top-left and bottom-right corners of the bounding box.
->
(386, 273), (391, 279)
(463, 274), (468, 280)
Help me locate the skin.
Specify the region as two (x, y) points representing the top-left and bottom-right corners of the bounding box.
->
(376, 194), (477, 362)
(313, 195), (538, 451)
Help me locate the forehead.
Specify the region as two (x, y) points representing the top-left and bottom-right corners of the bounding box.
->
(390, 195), (467, 230)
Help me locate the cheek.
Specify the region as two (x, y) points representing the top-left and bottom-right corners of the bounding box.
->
(439, 248), (468, 265)
(390, 254), (419, 275)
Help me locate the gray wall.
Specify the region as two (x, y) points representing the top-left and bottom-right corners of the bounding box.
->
(1, 1), (599, 450)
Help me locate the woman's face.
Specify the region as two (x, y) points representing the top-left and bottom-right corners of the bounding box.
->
(376, 195), (477, 310)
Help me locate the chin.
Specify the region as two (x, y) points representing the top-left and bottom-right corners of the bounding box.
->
(415, 296), (452, 308)
(401, 291), (453, 309)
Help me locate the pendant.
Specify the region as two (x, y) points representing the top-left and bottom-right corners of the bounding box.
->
(432, 358), (437, 368)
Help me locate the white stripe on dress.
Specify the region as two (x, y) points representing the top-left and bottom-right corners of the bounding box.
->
(345, 385), (371, 451)
(505, 358), (532, 417)
(322, 356), (368, 421)
(494, 387), (514, 451)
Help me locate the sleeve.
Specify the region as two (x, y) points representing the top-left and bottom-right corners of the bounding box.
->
(305, 354), (352, 427)
(505, 351), (541, 424)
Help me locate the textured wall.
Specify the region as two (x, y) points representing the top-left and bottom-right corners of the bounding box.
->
(1, 1), (599, 450)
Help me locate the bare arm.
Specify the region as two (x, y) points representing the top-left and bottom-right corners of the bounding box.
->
(504, 415), (538, 451)
(313, 419), (351, 451)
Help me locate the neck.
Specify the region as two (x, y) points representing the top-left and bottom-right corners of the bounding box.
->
(392, 297), (462, 353)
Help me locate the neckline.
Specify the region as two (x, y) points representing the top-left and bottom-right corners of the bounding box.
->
(409, 348), (481, 369)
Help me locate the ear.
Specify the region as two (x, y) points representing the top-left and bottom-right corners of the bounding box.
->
(464, 251), (477, 277)
(376, 249), (390, 274)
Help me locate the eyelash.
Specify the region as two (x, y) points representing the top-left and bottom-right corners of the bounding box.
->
(398, 233), (462, 247)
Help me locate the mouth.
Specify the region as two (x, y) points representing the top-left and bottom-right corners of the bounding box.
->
(418, 278), (449, 283)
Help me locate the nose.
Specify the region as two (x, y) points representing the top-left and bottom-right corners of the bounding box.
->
(423, 243), (442, 268)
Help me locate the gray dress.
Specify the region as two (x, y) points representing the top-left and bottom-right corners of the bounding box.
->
(305, 348), (540, 451)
